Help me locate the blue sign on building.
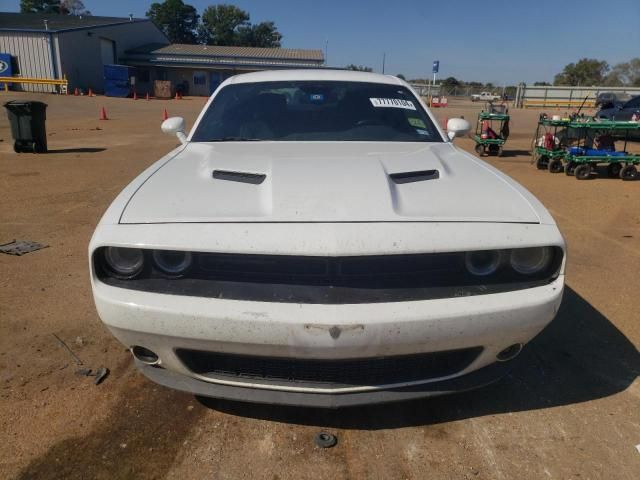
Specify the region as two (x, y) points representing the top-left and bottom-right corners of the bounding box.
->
(0, 53), (12, 90)
(432, 60), (439, 74)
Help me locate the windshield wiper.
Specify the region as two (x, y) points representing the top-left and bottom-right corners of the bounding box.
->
(210, 136), (265, 142)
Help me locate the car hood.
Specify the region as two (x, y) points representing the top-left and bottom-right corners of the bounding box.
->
(119, 142), (540, 224)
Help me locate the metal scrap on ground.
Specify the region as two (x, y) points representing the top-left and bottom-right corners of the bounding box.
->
(0, 239), (48, 255)
(76, 367), (110, 385)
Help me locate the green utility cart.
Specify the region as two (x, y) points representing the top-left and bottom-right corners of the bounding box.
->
(474, 104), (510, 157)
(563, 120), (640, 181)
(531, 116), (573, 172)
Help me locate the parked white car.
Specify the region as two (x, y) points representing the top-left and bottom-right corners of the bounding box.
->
(471, 91), (501, 102)
(90, 70), (565, 407)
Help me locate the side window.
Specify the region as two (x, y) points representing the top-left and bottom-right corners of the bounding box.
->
(625, 97), (640, 109)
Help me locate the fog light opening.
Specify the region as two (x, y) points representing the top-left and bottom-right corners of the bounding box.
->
(132, 346), (160, 365)
(496, 343), (523, 362)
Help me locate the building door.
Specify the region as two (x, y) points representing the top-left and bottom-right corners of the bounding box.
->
(100, 38), (116, 65)
(192, 71), (208, 96)
(209, 72), (221, 95)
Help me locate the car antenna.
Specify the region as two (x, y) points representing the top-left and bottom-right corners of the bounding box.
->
(576, 95), (589, 118)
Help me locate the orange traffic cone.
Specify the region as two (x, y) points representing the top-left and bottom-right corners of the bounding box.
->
(145, 92), (150, 100)
(443, 117), (448, 129)
(88, 88), (94, 97)
(133, 91), (137, 100)
(99, 107), (108, 120)
(74, 87), (79, 96)
(163, 109), (168, 120)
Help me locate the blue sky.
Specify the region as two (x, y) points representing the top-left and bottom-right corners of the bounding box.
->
(2, 0), (639, 84)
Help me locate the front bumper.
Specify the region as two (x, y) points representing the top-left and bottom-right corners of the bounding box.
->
(93, 275), (564, 404)
(137, 357), (515, 408)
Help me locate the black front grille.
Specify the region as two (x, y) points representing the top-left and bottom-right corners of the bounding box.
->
(196, 252), (461, 287)
(175, 347), (483, 388)
(95, 249), (563, 303)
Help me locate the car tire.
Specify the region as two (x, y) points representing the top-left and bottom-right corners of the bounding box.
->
(536, 155), (549, 170)
(13, 141), (23, 153)
(565, 161), (576, 176)
(574, 164), (592, 180)
(619, 164), (637, 181)
(548, 158), (564, 173)
(607, 163), (622, 178)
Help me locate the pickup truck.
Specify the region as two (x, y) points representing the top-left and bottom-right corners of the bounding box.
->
(471, 92), (501, 102)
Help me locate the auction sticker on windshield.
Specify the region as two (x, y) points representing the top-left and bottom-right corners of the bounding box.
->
(369, 98), (416, 110)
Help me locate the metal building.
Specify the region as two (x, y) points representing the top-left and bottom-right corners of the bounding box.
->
(122, 44), (325, 96)
(0, 12), (168, 93)
(0, 12), (325, 97)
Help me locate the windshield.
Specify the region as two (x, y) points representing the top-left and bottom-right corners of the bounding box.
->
(191, 81), (443, 142)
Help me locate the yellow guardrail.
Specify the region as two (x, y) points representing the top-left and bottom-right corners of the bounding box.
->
(0, 76), (68, 93)
(523, 99), (596, 108)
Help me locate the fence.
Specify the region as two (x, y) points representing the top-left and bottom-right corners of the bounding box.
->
(409, 83), (441, 97)
(514, 84), (640, 109)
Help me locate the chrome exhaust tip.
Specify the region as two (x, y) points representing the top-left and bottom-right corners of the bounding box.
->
(131, 345), (160, 366)
(496, 343), (523, 362)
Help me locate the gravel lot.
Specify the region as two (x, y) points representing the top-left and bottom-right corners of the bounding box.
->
(1, 92), (639, 480)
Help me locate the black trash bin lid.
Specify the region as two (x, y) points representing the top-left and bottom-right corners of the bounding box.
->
(4, 100), (48, 112)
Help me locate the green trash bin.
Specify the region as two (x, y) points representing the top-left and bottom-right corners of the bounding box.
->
(3, 100), (48, 153)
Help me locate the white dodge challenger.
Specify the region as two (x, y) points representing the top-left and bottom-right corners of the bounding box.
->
(90, 70), (565, 407)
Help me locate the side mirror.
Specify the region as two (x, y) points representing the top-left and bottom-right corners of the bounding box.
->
(446, 118), (471, 140)
(161, 116), (187, 144)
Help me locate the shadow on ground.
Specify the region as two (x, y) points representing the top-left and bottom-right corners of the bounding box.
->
(46, 147), (106, 154)
(497, 149), (532, 158)
(199, 286), (639, 429)
(15, 367), (204, 480)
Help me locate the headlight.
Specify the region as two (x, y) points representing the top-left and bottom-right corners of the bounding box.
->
(103, 247), (144, 278)
(152, 250), (193, 276)
(465, 250), (502, 276)
(510, 247), (552, 275)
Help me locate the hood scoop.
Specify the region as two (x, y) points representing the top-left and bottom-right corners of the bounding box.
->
(120, 142), (540, 224)
(213, 169), (266, 185)
(389, 169), (439, 184)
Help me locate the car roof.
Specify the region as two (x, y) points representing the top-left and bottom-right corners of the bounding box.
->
(227, 69), (405, 86)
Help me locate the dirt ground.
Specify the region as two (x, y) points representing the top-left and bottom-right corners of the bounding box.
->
(0, 92), (639, 480)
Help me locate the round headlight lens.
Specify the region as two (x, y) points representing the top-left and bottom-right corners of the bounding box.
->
(465, 250), (502, 276)
(510, 247), (552, 275)
(152, 250), (192, 276)
(104, 247), (144, 278)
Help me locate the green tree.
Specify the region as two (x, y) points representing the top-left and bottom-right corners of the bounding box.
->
(237, 21), (282, 48)
(147, 0), (199, 44)
(20, 0), (62, 13)
(345, 64), (372, 72)
(60, 0), (90, 15)
(396, 73), (406, 80)
(605, 58), (640, 87)
(441, 76), (460, 87)
(198, 4), (249, 45)
(553, 58), (609, 86)
(533, 81), (551, 86)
